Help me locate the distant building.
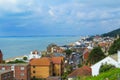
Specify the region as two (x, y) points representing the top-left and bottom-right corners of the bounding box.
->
(68, 66), (91, 80)
(83, 48), (92, 64)
(0, 63), (30, 80)
(28, 50), (41, 60)
(47, 44), (64, 53)
(0, 70), (14, 80)
(0, 50), (3, 63)
(91, 51), (120, 76)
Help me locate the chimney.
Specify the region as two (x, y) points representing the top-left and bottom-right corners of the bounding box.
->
(118, 51), (120, 63)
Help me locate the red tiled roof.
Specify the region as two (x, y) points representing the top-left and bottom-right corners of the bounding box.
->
(52, 57), (63, 64)
(83, 51), (90, 60)
(68, 66), (91, 78)
(30, 57), (52, 66)
(83, 49), (91, 60)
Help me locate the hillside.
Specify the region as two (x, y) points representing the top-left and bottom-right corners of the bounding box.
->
(102, 28), (120, 37)
(75, 68), (120, 80)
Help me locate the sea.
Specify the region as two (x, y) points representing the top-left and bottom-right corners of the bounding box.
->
(0, 36), (81, 59)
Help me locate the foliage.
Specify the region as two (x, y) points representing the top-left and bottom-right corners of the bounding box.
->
(62, 72), (69, 80)
(23, 56), (28, 60)
(102, 28), (120, 37)
(99, 63), (116, 73)
(7, 59), (26, 64)
(62, 65), (73, 80)
(64, 49), (72, 56)
(108, 38), (120, 55)
(78, 64), (82, 68)
(75, 68), (120, 80)
(88, 46), (106, 64)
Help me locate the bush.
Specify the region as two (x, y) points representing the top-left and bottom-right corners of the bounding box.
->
(23, 56), (28, 60)
(99, 63), (116, 73)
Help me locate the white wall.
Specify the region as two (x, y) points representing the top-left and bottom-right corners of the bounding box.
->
(91, 57), (118, 76)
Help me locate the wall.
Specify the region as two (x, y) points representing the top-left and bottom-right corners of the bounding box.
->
(91, 57), (118, 76)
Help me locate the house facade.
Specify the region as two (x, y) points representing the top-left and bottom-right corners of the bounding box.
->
(30, 57), (64, 79)
(0, 70), (13, 80)
(91, 51), (120, 76)
(28, 50), (41, 60)
(52, 57), (64, 76)
(0, 63), (30, 80)
(30, 58), (53, 79)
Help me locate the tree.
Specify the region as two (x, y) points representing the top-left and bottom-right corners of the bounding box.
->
(64, 49), (72, 57)
(88, 46), (106, 64)
(23, 56), (28, 60)
(99, 63), (115, 73)
(108, 38), (120, 55)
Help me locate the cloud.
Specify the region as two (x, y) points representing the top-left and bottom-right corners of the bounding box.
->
(0, 0), (120, 36)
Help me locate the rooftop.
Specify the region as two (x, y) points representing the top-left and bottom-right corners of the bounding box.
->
(52, 57), (63, 64)
(68, 66), (91, 78)
(30, 57), (52, 66)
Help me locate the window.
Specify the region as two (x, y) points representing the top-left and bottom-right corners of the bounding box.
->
(33, 71), (35, 73)
(33, 66), (35, 68)
(20, 67), (25, 70)
(20, 73), (24, 76)
(33, 76), (36, 79)
(11, 66), (14, 70)
(2, 67), (5, 70)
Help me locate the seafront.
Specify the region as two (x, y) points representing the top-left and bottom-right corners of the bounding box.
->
(0, 36), (80, 59)
(5, 55), (26, 62)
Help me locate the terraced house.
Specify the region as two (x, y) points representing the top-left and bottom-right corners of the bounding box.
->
(0, 63), (30, 80)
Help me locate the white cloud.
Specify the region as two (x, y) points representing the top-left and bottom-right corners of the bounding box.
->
(48, 9), (55, 17)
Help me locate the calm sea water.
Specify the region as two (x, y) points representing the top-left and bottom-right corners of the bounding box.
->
(0, 36), (80, 59)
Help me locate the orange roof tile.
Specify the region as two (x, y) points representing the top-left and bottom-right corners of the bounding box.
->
(52, 57), (63, 64)
(68, 66), (91, 78)
(30, 57), (52, 66)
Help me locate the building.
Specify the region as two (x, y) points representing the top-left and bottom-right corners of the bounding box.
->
(0, 50), (3, 63)
(91, 51), (120, 76)
(47, 44), (64, 53)
(30, 57), (53, 79)
(83, 48), (92, 64)
(0, 63), (30, 80)
(52, 57), (64, 76)
(68, 66), (91, 80)
(28, 50), (41, 60)
(0, 70), (13, 80)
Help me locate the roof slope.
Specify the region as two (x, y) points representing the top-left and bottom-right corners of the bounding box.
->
(30, 57), (52, 66)
(51, 57), (63, 64)
(68, 66), (91, 78)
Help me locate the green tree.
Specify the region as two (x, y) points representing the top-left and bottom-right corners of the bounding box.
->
(108, 38), (120, 55)
(99, 63), (115, 73)
(64, 49), (72, 57)
(88, 46), (106, 64)
(23, 56), (28, 60)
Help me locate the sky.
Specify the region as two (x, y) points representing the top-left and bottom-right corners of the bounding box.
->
(0, 0), (120, 36)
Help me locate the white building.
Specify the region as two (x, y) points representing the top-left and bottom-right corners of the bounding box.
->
(28, 50), (41, 60)
(91, 51), (120, 76)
